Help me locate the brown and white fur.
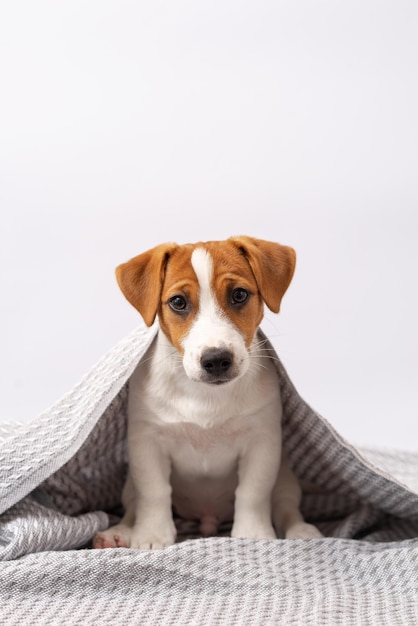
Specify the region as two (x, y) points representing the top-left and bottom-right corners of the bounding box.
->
(93, 236), (321, 550)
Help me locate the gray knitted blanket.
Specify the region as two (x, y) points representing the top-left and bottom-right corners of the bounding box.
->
(1, 324), (417, 625)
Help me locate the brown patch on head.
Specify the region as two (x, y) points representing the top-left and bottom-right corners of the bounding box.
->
(157, 245), (200, 354)
(115, 243), (202, 353)
(199, 236), (296, 347)
(202, 240), (265, 347)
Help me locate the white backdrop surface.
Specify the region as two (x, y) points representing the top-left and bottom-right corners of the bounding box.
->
(0, 1), (417, 450)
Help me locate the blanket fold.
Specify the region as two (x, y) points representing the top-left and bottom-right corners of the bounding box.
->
(1, 323), (417, 625)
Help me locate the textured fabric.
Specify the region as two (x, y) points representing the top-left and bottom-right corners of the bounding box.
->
(1, 323), (417, 625)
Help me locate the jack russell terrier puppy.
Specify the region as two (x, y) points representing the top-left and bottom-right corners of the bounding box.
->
(93, 236), (321, 549)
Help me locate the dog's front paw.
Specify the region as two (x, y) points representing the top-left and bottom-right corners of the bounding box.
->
(130, 521), (177, 550)
(285, 522), (323, 540)
(231, 520), (277, 540)
(93, 523), (132, 549)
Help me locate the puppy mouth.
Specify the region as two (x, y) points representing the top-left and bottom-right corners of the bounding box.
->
(204, 377), (232, 386)
(185, 370), (238, 385)
(198, 367), (243, 386)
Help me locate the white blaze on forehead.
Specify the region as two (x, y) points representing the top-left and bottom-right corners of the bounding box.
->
(191, 247), (216, 312)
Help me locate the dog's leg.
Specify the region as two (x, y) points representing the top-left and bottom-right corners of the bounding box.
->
(93, 441), (177, 550)
(272, 453), (322, 539)
(126, 437), (177, 550)
(231, 438), (279, 540)
(92, 474), (137, 548)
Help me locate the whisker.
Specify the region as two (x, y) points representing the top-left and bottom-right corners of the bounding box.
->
(250, 362), (269, 372)
(251, 347), (277, 353)
(249, 353), (283, 365)
(252, 337), (270, 347)
(135, 347), (181, 372)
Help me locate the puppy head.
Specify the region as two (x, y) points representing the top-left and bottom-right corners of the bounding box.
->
(116, 236), (296, 384)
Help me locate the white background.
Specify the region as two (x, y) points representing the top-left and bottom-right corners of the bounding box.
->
(0, 1), (417, 449)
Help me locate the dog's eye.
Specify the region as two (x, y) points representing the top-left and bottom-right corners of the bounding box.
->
(231, 288), (249, 305)
(168, 295), (188, 312)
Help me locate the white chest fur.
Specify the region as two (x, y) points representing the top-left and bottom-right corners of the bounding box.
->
(127, 332), (282, 522)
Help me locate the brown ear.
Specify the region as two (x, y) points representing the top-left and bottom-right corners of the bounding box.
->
(115, 243), (178, 326)
(230, 236), (296, 313)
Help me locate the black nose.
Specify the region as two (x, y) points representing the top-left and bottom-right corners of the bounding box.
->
(200, 348), (233, 378)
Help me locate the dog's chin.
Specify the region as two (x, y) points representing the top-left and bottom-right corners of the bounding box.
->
(185, 369), (245, 387)
(203, 378), (233, 386)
